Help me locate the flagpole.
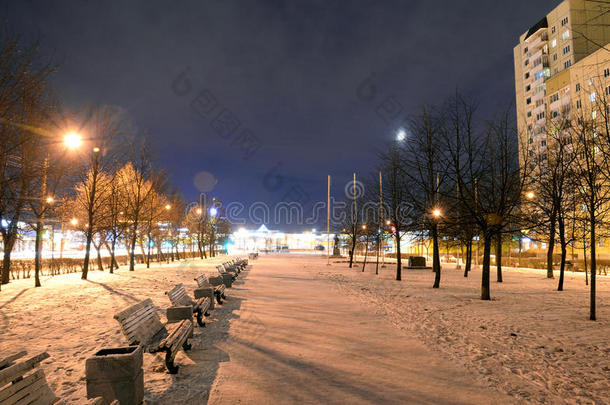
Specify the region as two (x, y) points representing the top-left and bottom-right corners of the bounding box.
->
(327, 174), (331, 266)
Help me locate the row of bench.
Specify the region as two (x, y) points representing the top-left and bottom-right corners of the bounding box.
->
(113, 257), (249, 374)
(0, 257), (250, 404)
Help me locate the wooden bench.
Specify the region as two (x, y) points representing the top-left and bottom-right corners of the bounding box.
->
(113, 298), (193, 374)
(194, 274), (225, 304)
(0, 351), (115, 405)
(166, 284), (210, 327)
(217, 264), (237, 280)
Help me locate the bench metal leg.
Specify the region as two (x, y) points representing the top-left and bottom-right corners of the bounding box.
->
(215, 292), (223, 305)
(182, 341), (192, 351)
(221, 292), (227, 299)
(195, 311), (206, 327)
(164, 350), (179, 374)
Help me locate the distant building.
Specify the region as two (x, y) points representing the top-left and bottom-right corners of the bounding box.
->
(229, 225), (333, 253)
(513, 0), (610, 163)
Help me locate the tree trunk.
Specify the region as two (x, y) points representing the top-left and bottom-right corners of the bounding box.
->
(349, 232), (356, 268)
(129, 230), (137, 271)
(432, 224), (441, 288)
(395, 233), (402, 281)
(546, 212), (556, 279)
(1, 246), (13, 285)
(95, 244), (104, 271)
(147, 233), (152, 268)
(34, 222), (43, 287)
(589, 211), (596, 321)
(464, 238), (472, 277)
(362, 236), (369, 272)
(558, 214), (566, 291)
(82, 228), (94, 279)
(481, 231), (492, 300)
(496, 232), (503, 283)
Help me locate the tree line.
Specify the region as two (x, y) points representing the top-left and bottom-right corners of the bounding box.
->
(342, 81), (610, 321)
(0, 35), (230, 289)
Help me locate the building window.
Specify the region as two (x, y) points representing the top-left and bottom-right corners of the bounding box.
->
(552, 26), (556, 34)
(525, 72), (530, 79)
(561, 17), (568, 26)
(552, 111), (559, 118)
(605, 68), (610, 78)
(527, 97), (532, 105)
(606, 85), (610, 96)
(590, 92), (596, 102)
(592, 110), (597, 119)
(564, 60), (572, 69)
(552, 39), (557, 48)
(541, 140), (547, 147)
(527, 111), (532, 117)
(563, 45), (570, 54)
(550, 93), (559, 103)
(589, 78), (594, 86)
(526, 85), (531, 92)
(525, 59), (529, 66)
(562, 30), (570, 40)
(576, 100), (582, 109)
(576, 83), (581, 92)
(553, 54), (557, 61)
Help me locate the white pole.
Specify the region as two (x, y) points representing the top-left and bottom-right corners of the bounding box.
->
(327, 174), (331, 266)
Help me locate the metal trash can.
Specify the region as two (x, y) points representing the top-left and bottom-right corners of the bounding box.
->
(86, 346), (144, 405)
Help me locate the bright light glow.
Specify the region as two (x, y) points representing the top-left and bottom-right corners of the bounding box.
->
(210, 207), (218, 217)
(362, 224), (367, 230)
(93, 147), (100, 153)
(385, 219), (391, 225)
(45, 196), (54, 204)
(196, 208), (203, 215)
(70, 218), (78, 226)
(165, 204), (171, 210)
(63, 131), (83, 150)
(1, 219), (8, 228)
(312, 228), (316, 232)
(526, 191), (535, 200)
(396, 129), (406, 142)
(432, 209), (441, 218)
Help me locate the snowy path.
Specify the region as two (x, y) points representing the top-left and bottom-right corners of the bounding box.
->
(207, 255), (514, 404)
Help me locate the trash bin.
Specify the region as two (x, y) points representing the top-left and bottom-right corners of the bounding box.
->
(86, 346), (144, 405)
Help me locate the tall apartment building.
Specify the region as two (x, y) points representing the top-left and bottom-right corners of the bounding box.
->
(513, 0), (610, 161)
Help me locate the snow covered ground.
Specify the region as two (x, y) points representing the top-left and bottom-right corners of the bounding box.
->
(320, 259), (610, 404)
(0, 254), (607, 404)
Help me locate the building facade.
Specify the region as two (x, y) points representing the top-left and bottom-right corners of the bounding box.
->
(513, 0), (610, 163)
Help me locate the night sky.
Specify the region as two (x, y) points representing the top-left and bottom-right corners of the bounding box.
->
(5, 0), (558, 230)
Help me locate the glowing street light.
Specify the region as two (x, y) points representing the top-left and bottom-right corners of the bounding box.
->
(432, 208), (442, 218)
(196, 208), (203, 215)
(70, 218), (78, 226)
(165, 204), (171, 210)
(396, 128), (406, 142)
(210, 207), (218, 217)
(385, 219), (391, 226)
(45, 196), (54, 204)
(63, 131), (83, 150)
(362, 224), (367, 230)
(526, 191), (535, 200)
(93, 147), (100, 153)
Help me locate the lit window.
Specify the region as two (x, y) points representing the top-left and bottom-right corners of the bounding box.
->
(552, 39), (557, 48)
(590, 92), (596, 102)
(592, 110), (597, 119)
(562, 30), (570, 40)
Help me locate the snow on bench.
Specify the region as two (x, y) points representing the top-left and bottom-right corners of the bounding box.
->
(113, 298), (193, 374)
(166, 284), (210, 327)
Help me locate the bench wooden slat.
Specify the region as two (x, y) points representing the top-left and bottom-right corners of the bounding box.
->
(0, 352), (27, 370)
(11, 376), (56, 405)
(0, 353), (50, 388)
(0, 369), (44, 403)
